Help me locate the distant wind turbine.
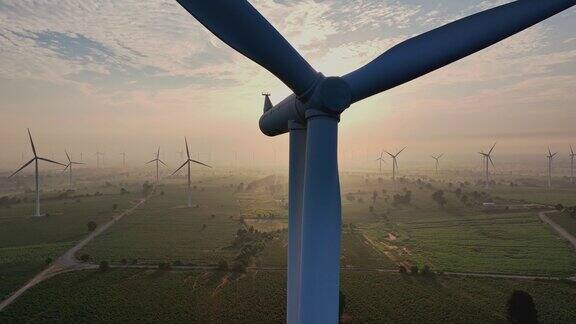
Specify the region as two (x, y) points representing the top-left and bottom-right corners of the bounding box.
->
(10, 129), (66, 217)
(120, 152), (127, 168)
(547, 147), (558, 189)
(385, 147), (406, 181)
(63, 150), (85, 190)
(478, 143), (496, 188)
(172, 137), (212, 207)
(431, 153), (444, 176)
(147, 147), (167, 184)
(570, 145), (575, 184)
(375, 151), (386, 174)
(95, 151), (105, 169)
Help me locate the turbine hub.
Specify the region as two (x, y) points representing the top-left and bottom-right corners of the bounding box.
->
(315, 76), (352, 114)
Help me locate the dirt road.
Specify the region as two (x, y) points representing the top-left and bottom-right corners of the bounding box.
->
(0, 197), (146, 312)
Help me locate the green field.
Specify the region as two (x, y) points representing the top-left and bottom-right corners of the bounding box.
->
(0, 183), (140, 299)
(1, 269), (575, 323)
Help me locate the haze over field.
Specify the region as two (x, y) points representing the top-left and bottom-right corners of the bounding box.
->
(1, 0), (575, 170)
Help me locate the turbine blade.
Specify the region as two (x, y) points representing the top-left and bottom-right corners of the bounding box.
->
(146, 159), (156, 164)
(27, 128), (37, 157)
(191, 159), (212, 168)
(9, 158), (35, 178)
(37, 157), (67, 167)
(397, 146), (407, 155)
(159, 159), (168, 167)
(72, 162), (85, 165)
(438, 153), (444, 159)
(185, 137), (191, 159)
(342, 0), (575, 103)
(176, 0), (318, 96)
(571, 144), (574, 155)
(63, 164), (70, 172)
(385, 151), (394, 158)
(171, 160), (189, 176)
(65, 150), (71, 163)
(489, 142), (497, 155)
(489, 156), (495, 168)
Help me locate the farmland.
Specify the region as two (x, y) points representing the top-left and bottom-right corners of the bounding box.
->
(1, 269), (575, 323)
(1, 169), (576, 321)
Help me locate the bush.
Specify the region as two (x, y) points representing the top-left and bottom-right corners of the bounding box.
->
(158, 262), (172, 270)
(120, 258), (128, 265)
(87, 221), (97, 232)
(507, 290), (538, 324)
(398, 265), (407, 274)
(410, 265), (419, 275)
(555, 203), (564, 211)
(120, 188), (129, 195)
(80, 254), (90, 262)
(99, 261), (110, 272)
(112, 203), (118, 210)
(45, 257), (53, 265)
(173, 260), (183, 266)
(421, 264), (433, 276)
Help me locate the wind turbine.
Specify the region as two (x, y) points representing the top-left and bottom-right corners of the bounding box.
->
(95, 151), (104, 169)
(120, 152), (127, 168)
(9, 129), (66, 217)
(478, 143), (496, 188)
(431, 153), (444, 176)
(147, 147), (167, 184)
(171, 137), (212, 207)
(63, 150), (85, 190)
(175, 1), (576, 321)
(375, 151), (386, 174)
(570, 145), (575, 184)
(547, 147), (558, 189)
(385, 147), (406, 181)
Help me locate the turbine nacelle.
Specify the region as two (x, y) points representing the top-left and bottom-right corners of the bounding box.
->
(259, 76), (351, 136)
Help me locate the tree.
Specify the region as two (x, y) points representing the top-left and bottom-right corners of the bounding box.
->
(112, 203), (118, 210)
(44, 257), (52, 265)
(80, 254), (90, 262)
(339, 291), (346, 322)
(432, 190), (447, 208)
(507, 290), (538, 324)
(87, 221), (97, 232)
(99, 261), (110, 272)
(410, 265), (419, 275)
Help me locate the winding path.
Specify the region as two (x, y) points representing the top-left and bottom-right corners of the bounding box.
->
(0, 197), (147, 312)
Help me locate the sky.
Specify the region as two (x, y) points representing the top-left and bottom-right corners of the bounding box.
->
(0, 0), (575, 170)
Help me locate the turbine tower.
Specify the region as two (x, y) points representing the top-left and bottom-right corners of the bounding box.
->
(375, 151), (386, 174)
(171, 137), (212, 207)
(385, 147), (406, 181)
(175, 0), (576, 321)
(63, 150), (85, 190)
(431, 153), (444, 176)
(570, 145), (575, 184)
(120, 152), (127, 168)
(147, 147), (167, 184)
(478, 143), (496, 188)
(547, 147), (558, 189)
(9, 129), (66, 217)
(95, 151), (104, 169)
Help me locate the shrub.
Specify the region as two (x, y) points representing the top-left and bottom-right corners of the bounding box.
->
(80, 254), (90, 262)
(120, 258), (128, 265)
(421, 264), (433, 276)
(112, 203), (118, 210)
(45, 257), (53, 265)
(410, 265), (419, 275)
(158, 262), (172, 270)
(507, 290), (538, 324)
(99, 261), (110, 272)
(87, 221), (97, 232)
(398, 265), (407, 274)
